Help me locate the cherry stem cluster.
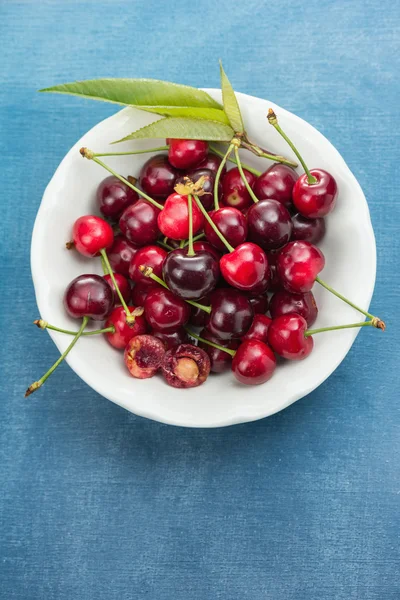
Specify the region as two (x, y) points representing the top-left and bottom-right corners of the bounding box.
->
(209, 145), (261, 176)
(187, 195), (195, 256)
(234, 146), (260, 204)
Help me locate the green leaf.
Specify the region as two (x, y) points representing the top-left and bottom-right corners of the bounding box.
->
(39, 78), (222, 109)
(140, 106), (229, 124)
(219, 62), (244, 134)
(113, 117), (234, 144)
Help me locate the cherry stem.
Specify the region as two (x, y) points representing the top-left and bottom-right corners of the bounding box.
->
(193, 194), (235, 253)
(34, 319), (115, 336)
(182, 232), (205, 247)
(92, 146), (168, 158)
(25, 316), (89, 397)
(185, 328), (235, 357)
(305, 319), (381, 337)
(187, 195), (195, 257)
(234, 146), (260, 204)
(100, 249), (136, 324)
(157, 239), (174, 251)
(209, 144), (261, 176)
(100, 255), (108, 275)
(315, 276), (385, 329)
(138, 266), (211, 314)
(214, 143), (234, 209)
(267, 109), (316, 184)
(80, 148), (164, 210)
(241, 139), (298, 168)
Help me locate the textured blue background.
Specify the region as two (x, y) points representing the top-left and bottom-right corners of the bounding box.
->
(1, 1), (399, 598)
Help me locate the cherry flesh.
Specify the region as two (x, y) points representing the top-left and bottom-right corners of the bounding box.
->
(129, 245), (167, 288)
(139, 154), (179, 199)
(206, 288), (254, 340)
(168, 139), (208, 170)
(107, 235), (139, 277)
(197, 152), (227, 176)
(161, 344), (210, 388)
(242, 314), (272, 343)
(144, 288), (190, 332)
(157, 193), (204, 240)
(119, 200), (161, 246)
(72, 215), (114, 257)
(269, 289), (318, 327)
(220, 242), (269, 293)
(105, 306), (147, 349)
(163, 249), (220, 300)
(96, 175), (138, 220)
(291, 213), (326, 244)
(64, 274), (113, 321)
(124, 334), (166, 379)
(152, 328), (189, 350)
(103, 273), (131, 305)
(222, 167), (256, 211)
(277, 241), (325, 293)
(232, 340), (276, 385)
(198, 329), (239, 373)
(247, 199), (293, 251)
(293, 169), (337, 218)
(204, 207), (248, 251)
(253, 164), (297, 210)
(268, 314), (313, 360)
(175, 168), (220, 211)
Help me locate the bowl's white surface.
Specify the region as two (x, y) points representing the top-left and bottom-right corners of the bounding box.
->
(31, 90), (376, 427)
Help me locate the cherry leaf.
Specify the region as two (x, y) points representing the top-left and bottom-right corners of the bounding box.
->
(113, 117), (234, 144)
(219, 62), (245, 134)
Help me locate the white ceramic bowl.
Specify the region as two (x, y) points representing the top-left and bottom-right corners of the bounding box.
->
(31, 89), (376, 427)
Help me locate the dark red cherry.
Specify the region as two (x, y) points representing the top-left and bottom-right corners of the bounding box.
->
(268, 314), (313, 360)
(139, 154), (179, 199)
(293, 169), (337, 218)
(189, 295), (210, 327)
(266, 252), (282, 292)
(222, 167), (256, 211)
(291, 213), (326, 244)
(131, 282), (163, 306)
(96, 175), (139, 219)
(204, 207), (248, 251)
(163, 249), (220, 300)
(107, 235), (139, 277)
(144, 288), (190, 332)
(220, 242), (269, 293)
(192, 241), (221, 262)
(232, 340), (276, 385)
(103, 273), (131, 305)
(247, 199), (292, 250)
(206, 288), (254, 340)
(157, 193), (204, 240)
(175, 168), (221, 211)
(129, 245), (167, 288)
(277, 241), (325, 293)
(64, 274), (113, 321)
(198, 329), (239, 373)
(253, 164), (297, 209)
(72, 215), (114, 257)
(161, 344), (210, 388)
(270, 290), (318, 327)
(242, 314), (272, 343)
(104, 306), (147, 349)
(152, 328), (189, 350)
(197, 152), (227, 176)
(168, 139), (208, 170)
(119, 200), (160, 246)
(247, 294), (269, 314)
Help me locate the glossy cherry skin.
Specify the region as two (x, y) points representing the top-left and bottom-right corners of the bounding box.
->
(129, 245), (167, 288)
(277, 241), (325, 293)
(175, 168), (221, 211)
(104, 306), (147, 349)
(198, 329), (239, 373)
(232, 340), (276, 385)
(267, 252), (282, 292)
(293, 169), (337, 218)
(220, 242), (269, 293)
(152, 328), (189, 350)
(64, 274), (113, 321)
(119, 200), (161, 246)
(268, 313), (313, 360)
(139, 154), (179, 199)
(247, 294), (269, 314)
(144, 288), (190, 333)
(204, 207), (248, 251)
(197, 152), (227, 176)
(96, 175), (138, 220)
(247, 199), (292, 251)
(157, 193), (204, 240)
(163, 249), (220, 300)
(270, 290), (318, 327)
(206, 288), (254, 340)
(168, 139), (208, 170)
(103, 273), (131, 305)
(72, 215), (114, 257)
(222, 167), (256, 211)
(242, 314), (272, 343)
(131, 282), (163, 306)
(291, 213), (326, 244)
(192, 241), (221, 262)
(253, 164), (297, 209)
(107, 235), (139, 277)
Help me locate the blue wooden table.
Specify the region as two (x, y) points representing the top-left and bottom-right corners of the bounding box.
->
(1, 1), (399, 598)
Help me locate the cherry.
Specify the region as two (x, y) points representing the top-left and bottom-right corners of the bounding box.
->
(268, 314), (313, 360)
(64, 274), (113, 321)
(119, 200), (161, 246)
(247, 199), (292, 250)
(277, 241), (325, 293)
(161, 344), (210, 388)
(168, 139), (208, 170)
(253, 164), (297, 209)
(192, 241), (221, 262)
(232, 340), (276, 385)
(131, 282), (163, 306)
(103, 273), (131, 305)
(105, 306), (147, 349)
(189, 295), (210, 327)
(153, 328), (189, 350)
(293, 169), (337, 218)
(197, 151), (227, 176)
(139, 154), (179, 199)
(163, 248), (220, 300)
(124, 334), (166, 379)
(204, 207), (248, 251)
(222, 167), (256, 211)
(220, 242), (269, 293)
(270, 290), (318, 327)
(157, 193), (204, 240)
(96, 175), (139, 219)
(144, 288), (190, 332)
(266, 251), (282, 292)
(129, 245), (167, 288)
(206, 288), (254, 340)
(198, 329), (239, 373)
(247, 294), (269, 314)
(242, 314), (272, 343)
(107, 235), (139, 277)
(72, 215), (114, 257)
(291, 213), (326, 244)
(175, 168), (220, 211)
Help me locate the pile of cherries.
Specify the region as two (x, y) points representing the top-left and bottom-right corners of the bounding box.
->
(27, 114), (383, 397)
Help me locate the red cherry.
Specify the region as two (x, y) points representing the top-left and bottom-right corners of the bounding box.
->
(222, 167), (256, 211)
(157, 193), (204, 240)
(144, 288), (190, 332)
(268, 314), (313, 360)
(253, 164), (297, 209)
(104, 306), (147, 349)
(72, 215), (114, 257)
(163, 249), (220, 300)
(129, 245), (167, 288)
(293, 169), (337, 218)
(242, 314), (272, 343)
(267, 251), (282, 292)
(291, 213), (326, 245)
(247, 199), (292, 251)
(197, 152), (227, 176)
(107, 235), (139, 277)
(152, 328), (189, 350)
(131, 282), (163, 306)
(192, 241), (221, 262)
(198, 329), (239, 373)
(139, 154), (179, 199)
(96, 175), (139, 219)
(206, 288), (254, 341)
(119, 200), (161, 246)
(270, 290), (318, 327)
(64, 274), (113, 321)
(232, 340), (277, 385)
(204, 207), (248, 251)
(220, 242), (269, 292)
(277, 241), (325, 293)
(103, 273), (131, 305)
(168, 139), (208, 170)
